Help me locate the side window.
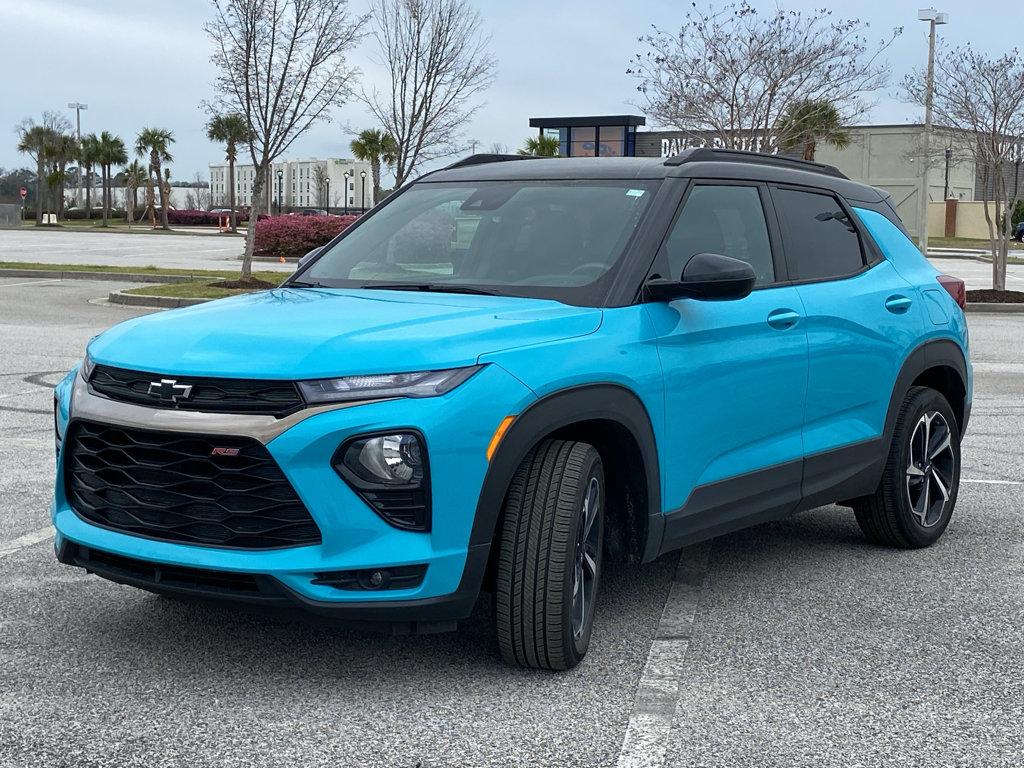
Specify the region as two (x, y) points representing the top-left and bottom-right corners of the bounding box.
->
(773, 188), (865, 281)
(663, 185), (775, 286)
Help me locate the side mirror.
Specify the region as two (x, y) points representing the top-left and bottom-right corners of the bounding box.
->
(643, 252), (756, 302)
(297, 246), (322, 269)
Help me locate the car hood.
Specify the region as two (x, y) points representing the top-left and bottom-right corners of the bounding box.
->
(88, 287), (603, 379)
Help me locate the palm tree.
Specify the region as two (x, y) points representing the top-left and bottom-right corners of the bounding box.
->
(43, 133), (78, 220)
(206, 113), (250, 232)
(79, 134), (101, 220)
(518, 135), (560, 157)
(17, 125), (53, 224)
(135, 127), (175, 229)
(777, 100), (851, 162)
(350, 128), (397, 206)
(123, 160), (147, 221)
(96, 132), (128, 226)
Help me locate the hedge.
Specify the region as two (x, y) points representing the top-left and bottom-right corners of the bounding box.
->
(167, 209), (250, 226)
(254, 214), (360, 259)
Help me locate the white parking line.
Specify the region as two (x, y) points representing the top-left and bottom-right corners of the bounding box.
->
(0, 279), (61, 288)
(0, 527), (55, 560)
(617, 541), (711, 768)
(962, 478), (1023, 485)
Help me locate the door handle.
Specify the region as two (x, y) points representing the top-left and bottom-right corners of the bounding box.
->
(767, 308), (800, 330)
(885, 295), (913, 314)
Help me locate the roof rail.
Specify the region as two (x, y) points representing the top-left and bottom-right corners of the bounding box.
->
(663, 147), (848, 180)
(444, 153), (537, 170)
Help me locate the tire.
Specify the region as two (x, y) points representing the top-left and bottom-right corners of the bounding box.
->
(852, 386), (961, 548)
(494, 439), (605, 670)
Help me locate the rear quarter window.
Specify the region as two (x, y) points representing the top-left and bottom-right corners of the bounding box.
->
(773, 188), (865, 281)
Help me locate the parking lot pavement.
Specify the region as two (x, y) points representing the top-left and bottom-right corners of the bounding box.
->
(928, 256), (1024, 290)
(0, 228), (293, 273)
(1, 280), (1022, 766)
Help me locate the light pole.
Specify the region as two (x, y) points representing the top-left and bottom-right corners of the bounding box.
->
(67, 102), (87, 205)
(943, 147), (953, 200)
(916, 8), (948, 254)
(360, 170), (367, 213)
(343, 171), (351, 214)
(325, 177), (331, 214)
(276, 168), (283, 215)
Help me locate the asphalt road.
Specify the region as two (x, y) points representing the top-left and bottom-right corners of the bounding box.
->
(0, 229), (293, 273)
(930, 256), (1024, 291)
(0, 278), (1022, 766)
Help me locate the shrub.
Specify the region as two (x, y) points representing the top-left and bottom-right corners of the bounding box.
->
(65, 208), (126, 220)
(254, 214), (360, 259)
(167, 209), (250, 226)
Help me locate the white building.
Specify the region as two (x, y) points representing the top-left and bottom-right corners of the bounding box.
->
(209, 157), (375, 212)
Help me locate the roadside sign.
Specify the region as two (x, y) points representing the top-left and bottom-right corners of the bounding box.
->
(19, 187), (27, 199)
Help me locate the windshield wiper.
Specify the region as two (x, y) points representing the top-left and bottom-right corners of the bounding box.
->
(363, 282), (498, 296)
(288, 279), (327, 288)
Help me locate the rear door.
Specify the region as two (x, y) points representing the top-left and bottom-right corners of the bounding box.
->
(770, 185), (924, 504)
(646, 181), (809, 549)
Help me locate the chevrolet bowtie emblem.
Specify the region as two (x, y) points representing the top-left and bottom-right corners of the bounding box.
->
(147, 378), (194, 402)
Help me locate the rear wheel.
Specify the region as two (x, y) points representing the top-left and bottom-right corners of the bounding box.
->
(853, 386), (961, 548)
(494, 439), (604, 670)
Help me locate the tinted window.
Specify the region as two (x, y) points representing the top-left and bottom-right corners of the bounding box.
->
(302, 181), (656, 304)
(774, 188), (864, 281)
(664, 185), (774, 286)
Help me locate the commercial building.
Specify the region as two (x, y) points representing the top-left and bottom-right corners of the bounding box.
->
(209, 157), (375, 213)
(531, 116), (1023, 237)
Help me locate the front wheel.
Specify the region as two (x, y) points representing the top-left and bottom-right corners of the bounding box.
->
(494, 440), (604, 670)
(852, 386), (961, 548)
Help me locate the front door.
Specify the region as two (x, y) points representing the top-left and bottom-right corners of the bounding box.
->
(645, 182), (809, 550)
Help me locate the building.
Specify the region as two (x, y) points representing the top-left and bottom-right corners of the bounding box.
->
(530, 115), (1023, 236)
(209, 157), (375, 213)
(528, 115), (646, 157)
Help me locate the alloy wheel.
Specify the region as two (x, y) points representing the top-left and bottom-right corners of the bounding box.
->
(572, 476), (600, 640)
(905, 411), (956, 528)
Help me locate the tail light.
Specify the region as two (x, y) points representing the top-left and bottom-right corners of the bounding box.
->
(936, 274), (966, 310)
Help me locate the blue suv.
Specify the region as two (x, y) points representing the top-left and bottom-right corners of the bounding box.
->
(53, 150), (971, 670)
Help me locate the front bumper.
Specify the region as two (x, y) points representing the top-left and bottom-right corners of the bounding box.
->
(52, 363), (535, 623)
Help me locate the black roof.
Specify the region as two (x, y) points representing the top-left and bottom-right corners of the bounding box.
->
(529, 115), (647, 129)
(426, 150), (889, 204)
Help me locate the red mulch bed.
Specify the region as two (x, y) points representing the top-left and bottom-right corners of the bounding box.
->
(965, 289), (1024, 303)
(209, 278), (276, 289)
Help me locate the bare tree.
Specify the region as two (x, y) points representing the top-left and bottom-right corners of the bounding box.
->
(206, 0), (367, 281)
(362, 0), (496, 188)
(312, 163), (329, 208)
(489, 142), (510, 154)
(903, 45), (1024, 292)
(628, 2), (901, 153)
(193, 173), (212, 210)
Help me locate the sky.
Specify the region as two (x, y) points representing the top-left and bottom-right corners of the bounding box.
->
(1, 0), (1018, 185)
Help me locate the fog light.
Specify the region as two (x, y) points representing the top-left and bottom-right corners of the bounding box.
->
(312, 564), (427, 591)
(333, 431), (431, 531)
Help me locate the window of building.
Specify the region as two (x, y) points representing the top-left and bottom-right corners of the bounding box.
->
(663, 185), (775, 286)
(598, 126), (625, 157)
(570, 127), (596, 157)
(772, 188), (864, 281)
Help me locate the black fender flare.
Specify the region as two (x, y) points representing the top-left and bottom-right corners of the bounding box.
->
(467, 383), (662, 553)
(882, 338), (969, 446)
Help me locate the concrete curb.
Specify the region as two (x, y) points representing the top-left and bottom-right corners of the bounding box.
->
(108, 289), (209, 309)
(965, 302), (1024, 314)
(0, 268), (197, 284)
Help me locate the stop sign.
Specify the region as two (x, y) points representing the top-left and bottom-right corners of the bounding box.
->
(19, 187), (27, 199)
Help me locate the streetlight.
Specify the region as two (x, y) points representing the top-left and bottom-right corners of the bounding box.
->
(276, 168), (283, 215)
(916, 8), (949, 254)
(67, 102), (87, 204)
(325, 176), (331, 215)
(360, 170), (367, 213)
(343, 171), (351, 214)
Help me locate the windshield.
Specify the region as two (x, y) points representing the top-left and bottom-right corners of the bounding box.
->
(298, 180), (658, 304)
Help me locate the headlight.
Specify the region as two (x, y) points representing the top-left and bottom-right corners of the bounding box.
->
(81, 352), (96, 381)
(298, 366), (482, 405)
(334, 431), (431, 531)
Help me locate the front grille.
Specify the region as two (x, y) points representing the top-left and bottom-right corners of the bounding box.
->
(89, 364), (305, 417)
(66, 543), (288, 602)
(66, 420), (322, 549)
